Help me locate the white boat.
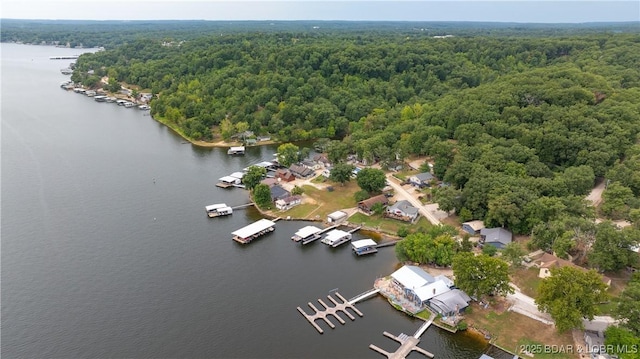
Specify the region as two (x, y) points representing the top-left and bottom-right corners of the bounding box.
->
(123, 102), (136, 108)
(60, 68), (73, 75)
(138, 104), (150, 110)
(85, 90), (96, 97)
(94, 95), (108, 102)
(321, 229), (352, 247)
(106, 97), (117, 103)
(116, 99), (128, 106)
(205, 203), (233, 218)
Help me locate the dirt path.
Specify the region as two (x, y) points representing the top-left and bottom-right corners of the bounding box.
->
(586, 179), (606, 207)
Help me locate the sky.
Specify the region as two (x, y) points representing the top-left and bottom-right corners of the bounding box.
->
(1, 0), (639, 23)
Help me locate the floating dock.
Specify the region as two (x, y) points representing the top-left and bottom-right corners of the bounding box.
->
(320, 229), (352, 247)
(227, 146), (245, 155)
(369, 312), (436, 359)
(50, 55), (79, 60)
(232, 219), (276, 244)
(296, 292), (363, 334)
(352, 239), (378, 256)
(206, 203), (233, 218)
(292, 225), (322, 243)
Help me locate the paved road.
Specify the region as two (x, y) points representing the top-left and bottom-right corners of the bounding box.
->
(385, 174), (441, 226)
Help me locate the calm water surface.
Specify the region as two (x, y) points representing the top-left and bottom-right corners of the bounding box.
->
(2, 43), (497, 358)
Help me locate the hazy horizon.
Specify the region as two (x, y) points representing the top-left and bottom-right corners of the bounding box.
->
(1, 1), (639, 23)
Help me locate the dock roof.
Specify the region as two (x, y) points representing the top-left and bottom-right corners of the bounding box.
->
(324, 229), (350, 242)
(294, 225), (322, 239)
(205, 203), (228, 211)
(219, 175), (240, 183)
(351, 239), (377, 249)
(231, 219), (276, 239)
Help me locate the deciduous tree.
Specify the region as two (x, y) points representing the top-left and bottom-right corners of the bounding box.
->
(356, 168), (386, 194)
(277, 143), (300, 168)
(452, 253), (513, 300)
(242, 165), (266, 190)
(535, 266), (608, 332)
(253, 184), (272, 209)
(330, 163), (355, 186)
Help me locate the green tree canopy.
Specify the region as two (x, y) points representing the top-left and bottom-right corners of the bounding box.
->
(535, 266), (608, 332)
(277, 143), (300, 168)
(253, 183), (272, 209)
(356, 168), (386, 194)
(613, 272), (640, 336)
(452, 252), (513, 300)
(329, 163), (355, 186)
(242, 165), (267, 190)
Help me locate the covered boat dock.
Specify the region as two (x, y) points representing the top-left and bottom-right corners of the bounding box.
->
(351, 239), (378, 256)
(232, 219), (276, 244)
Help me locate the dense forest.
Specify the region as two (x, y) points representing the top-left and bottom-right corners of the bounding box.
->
(5, 21), (640, 260)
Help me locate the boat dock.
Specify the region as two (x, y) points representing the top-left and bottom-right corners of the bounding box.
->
(206, 203), (233, 218)
(348, 226), (362, 234)
(352, 239), (379, 256)
(321, 229), (353, 247)
(369, 312), (436, 359)
(293, 224), (338, 245)
(292, 225), (322, 244)
(232, 219), (276, 244)
(296, 292), (364, 334)
(369, 331), (434, 359)
(50, 55), (79, 60)
(227, 146), (245, 155)
(375, 240), (400, 248)
(231, 203), (254, 210)
(348, 288), (380, 304)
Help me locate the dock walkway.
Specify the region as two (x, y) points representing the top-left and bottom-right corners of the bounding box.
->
(369, 331), (434, 359)
(348, 288), (380, 304)
(348, 226), (362, 234)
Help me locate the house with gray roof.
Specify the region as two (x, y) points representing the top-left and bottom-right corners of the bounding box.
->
(428, 289), (472, 316)
(386, 200), (419, 223)
(289, 164), (314, 178)
(269, 185), (291, 202)
(409, 172), (435, 187)
(480, 227), (513, 249)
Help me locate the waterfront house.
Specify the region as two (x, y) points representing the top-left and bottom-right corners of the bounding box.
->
(462, 220), (485, 235)
(289, 164), (314, 178)
(275, 195), (302, 211)
(302, 159), (321, 171)
(389, 265), (470, 314)
(385, 200), (419, 222)
(479, 227), (513, 249)
(428, 289), (472, 317)
(270, 185), (291, 202)
(357, 194), (388, 215)
(275, 169), (295, 182)
(260, 178), (279, 187)
(409, 172), (435, 188)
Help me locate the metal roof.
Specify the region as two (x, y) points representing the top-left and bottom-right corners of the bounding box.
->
(351, 239), (377, 249)
(391, 265), (435, 289)
(205, 203), (227, 211)
(413, 280), (451, 302)
(294, 226), (322, 239)
(231, 219), (276, 239)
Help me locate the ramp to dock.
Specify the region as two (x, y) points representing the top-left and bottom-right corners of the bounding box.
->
(348, 288), (380, 304)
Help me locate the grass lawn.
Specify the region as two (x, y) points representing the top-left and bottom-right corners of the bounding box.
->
(301, 182), (359, 218)
(348, 212), (405, 234)
(278, 203), (321, 219)
(510, 267), (543, 298)
(464, 302), (578, 359)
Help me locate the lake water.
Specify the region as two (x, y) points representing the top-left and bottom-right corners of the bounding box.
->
(1, 43), (501, 358)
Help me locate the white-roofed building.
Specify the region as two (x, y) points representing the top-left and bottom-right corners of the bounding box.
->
(292, 225), (322, 242)
(351, 239), (378, 256)
(390, 265), (436, 290)
(232, 219), (276, 244)
(320, 229), (352, 247)
(413, 280), (451, 304)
